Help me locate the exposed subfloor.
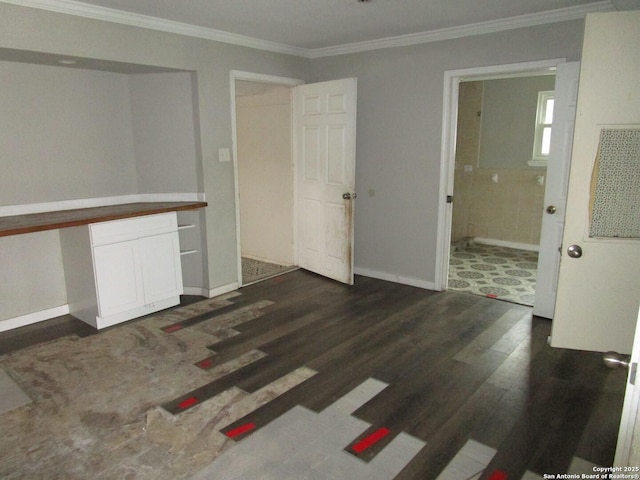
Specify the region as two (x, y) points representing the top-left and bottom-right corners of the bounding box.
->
(448, 242), (538, 306)
(0, 270), (626, 479)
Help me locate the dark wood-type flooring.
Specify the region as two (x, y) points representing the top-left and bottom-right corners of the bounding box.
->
(0, 270), (627, 479)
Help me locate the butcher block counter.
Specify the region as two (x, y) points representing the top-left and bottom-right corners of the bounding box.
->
(0, 201), (208, 329)
(0, 201), (207, 237)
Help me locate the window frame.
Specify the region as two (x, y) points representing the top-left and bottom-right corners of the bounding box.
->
(530, 90), (555, 167)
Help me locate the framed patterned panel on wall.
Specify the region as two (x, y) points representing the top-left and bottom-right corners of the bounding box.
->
(589, 127), (640, 239)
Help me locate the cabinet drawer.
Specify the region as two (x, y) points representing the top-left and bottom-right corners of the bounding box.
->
(90, 212), (177, 246)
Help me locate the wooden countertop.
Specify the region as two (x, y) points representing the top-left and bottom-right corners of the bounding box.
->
(0, 201), (207, 237)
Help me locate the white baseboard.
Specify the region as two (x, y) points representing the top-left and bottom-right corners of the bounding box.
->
(474, 237), (539, 252)
(354, 267), (436, 291)
(207, 282), (239, 298)
(182, 286), (210, 297)
(0, 282), (233, 332)
(0, 304), (70, 333)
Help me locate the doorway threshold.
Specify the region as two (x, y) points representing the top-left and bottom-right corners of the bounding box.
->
(242, 257), (298, 286)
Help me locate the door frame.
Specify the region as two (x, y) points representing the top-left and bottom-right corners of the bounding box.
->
(229, 70), (304, 286)
(435, 58), (568, 291)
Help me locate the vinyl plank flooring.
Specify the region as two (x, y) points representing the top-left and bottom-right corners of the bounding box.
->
(0, 269), (627, 480)
(393, 382), (508, 480)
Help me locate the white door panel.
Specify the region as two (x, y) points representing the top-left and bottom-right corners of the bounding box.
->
(296, 78), (357, 285)
(533, 62), (580, 319)
(615, 303), (640, 465)
(551, 12), (640, 353)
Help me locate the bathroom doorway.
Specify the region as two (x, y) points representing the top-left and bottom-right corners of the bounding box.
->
(448, 74), (555, 306)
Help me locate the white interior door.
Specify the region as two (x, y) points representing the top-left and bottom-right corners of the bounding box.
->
(550, 12), (640, 354)
(532, 62), (580, 319)
(295, 78), (357, 285)
(615, 302), (640, 466)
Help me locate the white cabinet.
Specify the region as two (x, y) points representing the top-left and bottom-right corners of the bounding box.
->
(92, 239), (145, 317)
(60, 212), (183, 329)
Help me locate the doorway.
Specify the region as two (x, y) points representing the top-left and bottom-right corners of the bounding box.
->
(232, 73), (358, 287)
(436, 59), (568, 310)
(230, 72), (303, 286)
(449, 75), (554, 306)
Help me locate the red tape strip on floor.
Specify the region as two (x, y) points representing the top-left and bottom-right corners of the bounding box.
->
(351, 427), (391, 454)
(163, 324), (184, 333)
(225, 422), (256, 439)
(177, 397), (199, 409)
(197, 359), (213, 369)
(488, 470), (507, 480)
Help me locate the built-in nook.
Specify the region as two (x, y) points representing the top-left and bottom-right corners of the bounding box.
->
(0, 50), (207, 330)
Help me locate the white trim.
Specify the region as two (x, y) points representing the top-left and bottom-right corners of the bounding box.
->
(530, 90), (555, 165)
(0, 304), (70, 332)
(229, 70), (304, 287)
(474, 238), (540, 252)
(137, 192), (205, 203)
(309, 3), (613, 58)
(207, 282), (239, 299)
(230, 71), (304, 88)
(0, 0), (307, 57)
(354, 267), (436, 291)
(0, 193), (206, 217)
(1, 0), (613, 59)
(436, 58), (566, 291)
(0, 284), (220, 333)
(182, 286), (209, 297)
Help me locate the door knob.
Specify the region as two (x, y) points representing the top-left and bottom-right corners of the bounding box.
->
(342, 192), (357, 200)
(567, 244), (582, 258)
(546, 205), (557, 214)
(603, 351), (630, 370)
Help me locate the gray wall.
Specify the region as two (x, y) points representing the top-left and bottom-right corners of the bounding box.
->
(130, 72), (201, 194)
(128, 71), (206, 289)
(0, 1), (587, 322)
(0, 2), (310, 322)
(479, 75), (556, 169)
(309, 22), (584, 285)
(0, 62), (138, 204)
(0, 62), (140, 322)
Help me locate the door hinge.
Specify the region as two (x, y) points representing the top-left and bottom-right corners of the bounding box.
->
(446, 195), (453, 204)
(630, 362), (638, 386)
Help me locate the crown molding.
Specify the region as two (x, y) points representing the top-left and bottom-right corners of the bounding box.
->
(307, 1), (615, 58)
(1, 0), (615, 59)
(0, 0), (308, 57)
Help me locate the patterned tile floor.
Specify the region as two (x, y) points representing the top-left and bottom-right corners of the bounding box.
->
(448, 242), (538, 307)
(242, 257), (297, 285)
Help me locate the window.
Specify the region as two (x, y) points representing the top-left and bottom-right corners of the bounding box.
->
(530, 90), (554, 167)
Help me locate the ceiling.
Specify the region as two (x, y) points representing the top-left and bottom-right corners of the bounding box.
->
(46, 0), (639, 50)
(2, 0), (640, 58)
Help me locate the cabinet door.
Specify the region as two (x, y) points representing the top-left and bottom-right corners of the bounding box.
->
(139, 232), (183, 304)
(93, 240), (145, 317)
